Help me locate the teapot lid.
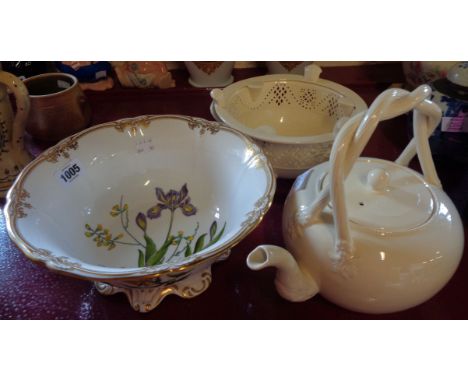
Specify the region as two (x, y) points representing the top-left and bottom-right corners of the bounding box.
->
(321, 158), (436, 232)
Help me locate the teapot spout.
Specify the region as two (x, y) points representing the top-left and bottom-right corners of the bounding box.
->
(246, 245), (319, 302)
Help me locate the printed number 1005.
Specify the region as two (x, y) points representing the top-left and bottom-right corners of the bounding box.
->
(60, 163), (81, 183)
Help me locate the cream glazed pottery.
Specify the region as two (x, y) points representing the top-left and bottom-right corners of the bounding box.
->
(211, 64), (367, 178)
(5, 115), (276, 312)
(247, 85), (464, 314)
(184, 61), (234, 88)
(0, 70), (32, 197)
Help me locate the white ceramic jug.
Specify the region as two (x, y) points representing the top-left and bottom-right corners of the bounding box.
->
(247, 85), (464, 314)
(0, 70), (31, 197)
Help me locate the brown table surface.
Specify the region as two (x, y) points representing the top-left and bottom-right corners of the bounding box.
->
(1, 64), (467, 319)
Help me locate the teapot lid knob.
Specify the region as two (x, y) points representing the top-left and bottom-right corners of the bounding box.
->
(344, 161), (435, 232)
(366, 168), (390, 192)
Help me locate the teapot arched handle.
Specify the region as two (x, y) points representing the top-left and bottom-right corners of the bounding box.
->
(0, 71), (30, 154)
(322, 85), (442, 264)
(343, 85), (441, 187)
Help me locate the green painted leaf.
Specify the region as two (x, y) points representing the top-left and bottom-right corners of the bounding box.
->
(209, 221), (217, 241)
(147, 236), (173, 266)
(208, 222), (226, 246)
(184, 245), (192, 258)
(138, 249), (145, 267)
(194, 233), (207, 253)
(144, 235), (157, 262)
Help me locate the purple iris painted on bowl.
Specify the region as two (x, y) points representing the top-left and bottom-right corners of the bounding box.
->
(147, 183), (197, 219)
(84, 183), (224, 267)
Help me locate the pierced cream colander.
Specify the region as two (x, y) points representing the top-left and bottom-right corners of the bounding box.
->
(211, 64), (367, 178)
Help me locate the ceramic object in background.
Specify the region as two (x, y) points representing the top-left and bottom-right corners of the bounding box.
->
(5, 115), (276, 312)
(427, 62), (468, 167)
(211, 64), (367, 178)
(431, 62), (468, 132)
(113, 62), (175, 89)
(424, 62), (468, 222)
(0, 62), (52, 80)
(266, 61), (312, 74)
(0, 71), (32, 197)
(55, 61), (114, 91)
(402, 61), (457, 89)
(23, 73), (91, 144)
(246, 85), (464, 314)
(185, 61), (234, 88)
(447, 62), (468, 87)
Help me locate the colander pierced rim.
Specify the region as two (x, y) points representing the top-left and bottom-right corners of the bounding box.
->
(212, 73), (368, 145)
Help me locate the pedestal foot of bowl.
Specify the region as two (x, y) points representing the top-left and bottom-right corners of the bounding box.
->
(95, 267), (213, 313)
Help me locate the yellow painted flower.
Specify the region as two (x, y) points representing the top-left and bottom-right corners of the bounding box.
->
(110, 204), (122, 217)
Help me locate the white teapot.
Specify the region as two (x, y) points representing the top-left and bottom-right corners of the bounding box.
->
(247, 85), (464, 314)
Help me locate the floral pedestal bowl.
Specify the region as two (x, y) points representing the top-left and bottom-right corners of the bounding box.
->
(4, 115), (276, 312)
(210, 64), (367, 178)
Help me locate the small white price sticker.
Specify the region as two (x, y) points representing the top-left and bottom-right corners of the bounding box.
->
(56, 160), (83, 185)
